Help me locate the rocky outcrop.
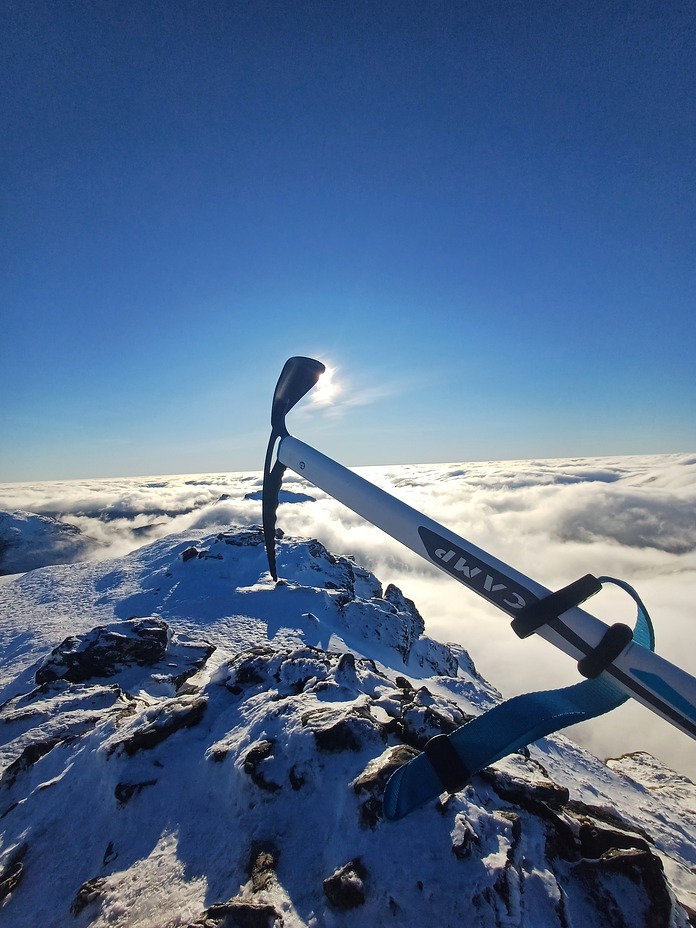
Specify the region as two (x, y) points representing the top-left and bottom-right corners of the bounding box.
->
(0, 842), (27, 902)
(35, 617), (170, 684)
(186, 900), (282, 927)
(323, 858), (367, 910)
(34, 615), (214, 688)
(3, 630), (689, 926)
(105, 693), (208, 756)
(0, 531), (692, 928)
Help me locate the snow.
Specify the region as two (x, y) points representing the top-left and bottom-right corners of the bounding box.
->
(0, 523), (694, 926)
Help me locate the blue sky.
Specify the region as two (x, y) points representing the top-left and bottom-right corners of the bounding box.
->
(2, 0), (695, 482)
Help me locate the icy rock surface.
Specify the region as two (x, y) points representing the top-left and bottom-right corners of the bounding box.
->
(0, 526), (693, 927)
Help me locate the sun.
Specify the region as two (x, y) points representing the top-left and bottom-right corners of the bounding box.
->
(311, 365), (341, 406)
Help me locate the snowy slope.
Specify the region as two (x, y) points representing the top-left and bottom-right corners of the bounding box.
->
(0, 526), (694, 927)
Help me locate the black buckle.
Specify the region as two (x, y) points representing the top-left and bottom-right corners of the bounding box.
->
(577, 623), (634, 678)
(511, 574), (602, 639)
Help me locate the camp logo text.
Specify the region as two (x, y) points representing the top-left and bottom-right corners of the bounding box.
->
(418, 526), (531, 612)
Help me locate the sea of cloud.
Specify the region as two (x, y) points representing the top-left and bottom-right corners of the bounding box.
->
(1, 451), (695, 776)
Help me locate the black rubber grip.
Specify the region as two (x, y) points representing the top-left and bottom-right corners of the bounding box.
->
(511, 574), (603, 639)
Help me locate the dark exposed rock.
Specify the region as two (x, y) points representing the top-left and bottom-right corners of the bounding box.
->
(301, 705), (386, 753)
(288, 765), (305, 791)
(564, 799), (655, 850)
(1, 737), (63, 791)
(225, 647), (279, 695)
(102, 842), (117, 866)
(170, 641), (216, 691)
(186, 900), (282, 927)
(533, 798), (674, 924)
(384, 583), (425, 661)
(306, 539), (338, 564)
(323, 858), (367, 910)
(217, 528), (267, 547)
(574, 847), (673, 928)
(356, 796), (383, 830)
(541, 808), (581, 863)
(181, 546), (200, 562)
(508, 788), (656, 867)
(35, 618), (169, 685)
(313, 718), (362, 752)
(353, 744), (420, 828)
(110, 695), (207, 756)
(71, 876), (107, 916)
(333, 650), (357, 683)
(114, 779), (158, 806)
(451, 813), (480, 859)
(248, 841), (280, 893)
(0, 842), (27, 902)
(399, 685), (472, 749)
(243, 740), (282, 792)
(480, 766), (570, 810)
(225, 646), (389, 705)
(353, 744), (420, 796)
(577, 822), (651, 859)
(490, 811), (522, 917)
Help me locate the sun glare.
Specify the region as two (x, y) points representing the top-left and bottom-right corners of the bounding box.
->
(312, 365), (340, 406)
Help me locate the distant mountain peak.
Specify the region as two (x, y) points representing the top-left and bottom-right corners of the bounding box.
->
(0, 509), (95, 576)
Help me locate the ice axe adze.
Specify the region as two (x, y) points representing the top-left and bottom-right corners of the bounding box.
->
(262, 358), (696, 811)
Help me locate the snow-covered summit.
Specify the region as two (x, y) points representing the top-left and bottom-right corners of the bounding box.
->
(0, 526), (694, 927)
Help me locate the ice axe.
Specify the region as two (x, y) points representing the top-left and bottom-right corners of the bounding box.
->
(262, 357), (696, 809)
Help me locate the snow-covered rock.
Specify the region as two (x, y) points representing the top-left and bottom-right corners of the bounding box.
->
(0, 526), (693, 927)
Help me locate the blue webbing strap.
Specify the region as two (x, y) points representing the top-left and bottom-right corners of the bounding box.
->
(383, 577), (654, 820)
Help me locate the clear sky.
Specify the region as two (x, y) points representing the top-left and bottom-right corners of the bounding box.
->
(2, 0), (695, 482)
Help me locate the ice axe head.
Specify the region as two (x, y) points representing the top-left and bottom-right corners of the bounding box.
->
(270, 356), (326, 436)
(263, 357), (326, 580)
